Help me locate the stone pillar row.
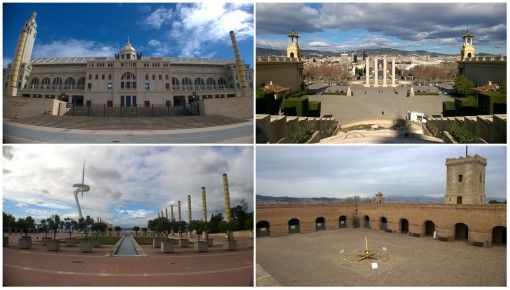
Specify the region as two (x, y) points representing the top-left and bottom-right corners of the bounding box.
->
(364, 57), (396, 87)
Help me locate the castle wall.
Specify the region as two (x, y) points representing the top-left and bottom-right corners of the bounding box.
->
(256, 203), (506, 247)
(256, 60), (304, 93)
(458, 60), (506, 86)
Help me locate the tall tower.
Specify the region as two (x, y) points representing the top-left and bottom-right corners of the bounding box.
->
(375, 192), (384, 204)
(286, 29), (301, 60)
(229, 31), (248, 97)
(7, 12), (37, 97)
(444, 154), (487, 205)
(460, 30), (476, 61)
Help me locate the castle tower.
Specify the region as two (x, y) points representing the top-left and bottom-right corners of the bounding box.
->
(375, 192), (384, 204)
(7, 12), (37, 97)
(445, 154), (487, 205)
(286, 29), (301, 60)
(460, 30), (476, 61)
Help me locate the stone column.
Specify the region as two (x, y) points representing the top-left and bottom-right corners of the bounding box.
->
(187, 195), (192, 238)
(365, 57), (370, 87)
(178, 201), (181, 222)
(391, 58), (396, 87)
(157, 213), (160, 218)
(170, 204), (175, 235)
(165, 208), (168, 220)
(373, 58), (378, 87)
(222, 173), (232, 222)
(383, 57), (387, 87)
(201, 187), (208, 240)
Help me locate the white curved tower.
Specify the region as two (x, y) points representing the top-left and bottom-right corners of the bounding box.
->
(72, 160), (90, 219)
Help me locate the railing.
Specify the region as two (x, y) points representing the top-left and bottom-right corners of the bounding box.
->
(66, 103), (199, 117)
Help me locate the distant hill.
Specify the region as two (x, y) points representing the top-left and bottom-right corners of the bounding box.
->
(256, 47), (453, 58)
(256, 194), (507, 204)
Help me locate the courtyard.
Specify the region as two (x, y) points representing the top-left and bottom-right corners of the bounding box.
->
(3, 233), (253, 286)
(308, 85), (452, 124)
(256, 228), (506, 286)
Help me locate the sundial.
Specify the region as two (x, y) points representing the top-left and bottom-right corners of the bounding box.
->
(357, 236), (378, 261)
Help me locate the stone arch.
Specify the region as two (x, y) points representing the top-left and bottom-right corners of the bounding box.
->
(31, 77), (39, 85)
(363, 215), (370, 228)
(194, 77), (205, 86)
(53, 77), (62, 86)
(339, 215), (347, 228)
(454, 223), (469, 240)
(288, 218), (300, 234)
(492, 226), (506, 246)
(290, 52), (295, 58)
(121, 72), (136, 80)
(77, 77), (85, 87)
(379, 217), (387, 231)
(182, 77), (192, 86)
(256, 220), (270, 238)
(424, 220), (436, 237)
(64, 77), (75, 86)
(315, 217), (325, 231)
(400, 218), (409, 233)
(218, 78), (227, 86)
(206, 77), (216, 86)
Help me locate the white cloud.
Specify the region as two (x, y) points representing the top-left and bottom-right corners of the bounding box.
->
(32, 39), (116, 58)
(308, 41), (331, 47)
(148, 39), (161, 47)
(15, 202), (29, 208)
(143, 3), (253, 57)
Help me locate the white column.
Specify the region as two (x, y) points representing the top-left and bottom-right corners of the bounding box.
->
(373, 58), (378, 87)
(391, 58), (396, 87)
(365, 57), (370, 87)
(383, 57), (387, 87)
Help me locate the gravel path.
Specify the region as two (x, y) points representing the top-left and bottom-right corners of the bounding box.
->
(256, 228), (506, 286)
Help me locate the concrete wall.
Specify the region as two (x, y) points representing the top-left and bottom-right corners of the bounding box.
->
(427, 114), (506, 143)
(3, 96), (66, 119)
(256, 60), (304, 93)
(256, 203), (506, 247)
(256, 114), (337, 143)
(459, 60), (506, 86)
(199, 96), (253, 120)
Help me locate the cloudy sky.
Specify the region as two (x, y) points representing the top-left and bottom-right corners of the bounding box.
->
(256, 3), (506, 54)
(257, 146), (506, 199)
(3, 146), (253, 227)
(3, 3), (253, 67)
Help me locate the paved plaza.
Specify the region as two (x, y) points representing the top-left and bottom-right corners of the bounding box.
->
(3, 234), (253, 286)
(3, 116), (253, 143)
(256, 228), (506, 286)
(309, 85), (452, 124)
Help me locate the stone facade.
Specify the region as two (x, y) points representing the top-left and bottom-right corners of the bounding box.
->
(256, 57), (304, 93)
(445, 155), (486, 205)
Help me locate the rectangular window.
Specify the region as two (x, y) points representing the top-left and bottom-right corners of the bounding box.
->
(152, 75), (155, 80)
(95, 74), (98, 80)
(165, 100), (172, 107)
(126, 96), (132, 107)
(145, 75), (148, 80)
(101, 74), (105, 80)
(165, 75), (169, 80)
(165, 83), (170, 90)
(144, 101), (150, 107)
(120, 96), (125, 107)
(133, 82), (137, 89)
(127, 82), (131, 89)
(87, 83), (92, 90)
(159, 75), (162, 80)
(88, 74), (92, 80)
(132, 96), (137, 107)
(107, 83), (112, 91)
(86, 100), (92, 107)
(108, 75), (112, 80)
(107, 100), (113, 107)
(145, 83), (150, 91)
(458, 175), (463, 182)
(127, 54), (131, 60)
(121, 82), (124, 89)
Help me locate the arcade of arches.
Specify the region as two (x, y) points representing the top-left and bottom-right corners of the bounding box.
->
(256, 203), (506, 247)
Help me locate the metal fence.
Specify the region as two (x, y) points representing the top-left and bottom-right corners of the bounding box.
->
(65, 102), (199, 117)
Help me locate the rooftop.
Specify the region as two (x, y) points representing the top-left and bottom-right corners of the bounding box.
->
(30, 56), (235, 66)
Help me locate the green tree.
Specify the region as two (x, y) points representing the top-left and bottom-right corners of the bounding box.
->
(114, 226), (122, 236)
(231, 199), (252, 231)
(218, 220), (239, 241)
(77, 216), (94, 240)
(40, 219), (49, 238)
(3, 212), (16, 234)
(63, 217), (78, 239)
(17, 216), (35, 236)
(141, 227), (148, 236)
(208, 213), (223, 233)
(188, 220), (208, 242)
(133, 226), (140, 236)
(453, 75), (474, 98)
(175, 221), (188, 239)
(47, 214), (61, 240)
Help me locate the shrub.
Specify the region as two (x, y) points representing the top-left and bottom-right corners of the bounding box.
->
(448, 122), (474, 143)
(288, 122), (313, 143)
(256, 89), (280, 115)
(308, 101), (321, 117)
(281, 97), (309, 116)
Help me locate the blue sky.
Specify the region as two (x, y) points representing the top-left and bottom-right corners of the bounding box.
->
(256, 3), (506, 55)
(257, 146), (506, 199)
(3, 146), (253, 228)
(3, 3), (253, 67)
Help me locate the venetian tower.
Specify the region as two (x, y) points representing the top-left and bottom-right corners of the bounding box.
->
(444, 154), (487, 205)
(7, 12), (37, 97)
(460, 30), (476, 61)
(286, 29), (301, 60)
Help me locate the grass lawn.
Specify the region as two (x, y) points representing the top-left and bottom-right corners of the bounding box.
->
(75, 236), (121, 245)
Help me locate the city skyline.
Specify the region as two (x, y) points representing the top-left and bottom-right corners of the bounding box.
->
(3, 3), (254, 68)
(256, 146), (506, 199)
(3, 146), (253, 227)
(256, 3), (507, 55)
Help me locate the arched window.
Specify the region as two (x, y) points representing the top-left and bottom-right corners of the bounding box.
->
(218, 78), (227, 86)
(171, 77), (179, 86)
(31, 77), (39, 85)
(41, 77), (51, 86)
(77, 77), (86, 88)
(64, 77), (75, 86)
(206, 77), (216, 86)
(121, 72), (136, 80)
(182, 77), (192, 86)
(194, 77), (204, 86)
(52, 77), (62, 86)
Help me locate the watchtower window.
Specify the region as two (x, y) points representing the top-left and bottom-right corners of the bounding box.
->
(457, 196), (462, 204)
(458, 175), (463, 182)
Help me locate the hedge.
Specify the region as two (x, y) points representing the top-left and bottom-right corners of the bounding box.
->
(308, 101), (321, 117)
(256, 90), (280, 115)
(281, 97), (309, 116)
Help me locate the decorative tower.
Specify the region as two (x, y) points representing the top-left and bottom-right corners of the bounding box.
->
(229, 31), (248, 97)
(7, 12), (37, 97)
(375, 192), (384, 204)
(460, 30), (476, 61)
(445, 154), (487, 205)
(120, 37), (137, 60)
(286, 29), (301, 60)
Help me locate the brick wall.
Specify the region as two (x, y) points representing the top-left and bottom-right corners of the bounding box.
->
(199, 96), (253, 120)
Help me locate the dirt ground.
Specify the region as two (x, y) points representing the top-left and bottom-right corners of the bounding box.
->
(256, 228), (506, 286)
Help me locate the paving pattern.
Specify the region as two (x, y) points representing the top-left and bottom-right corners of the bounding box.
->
(3, 235), (253, 286)
(256, 228), (506, 286)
